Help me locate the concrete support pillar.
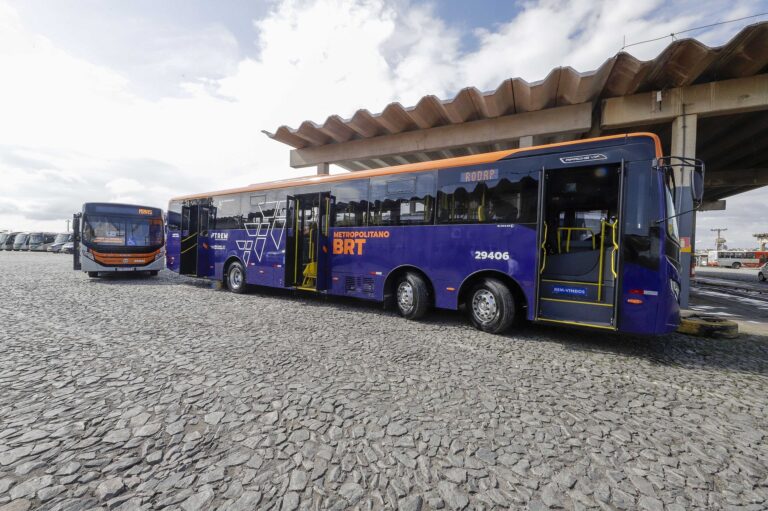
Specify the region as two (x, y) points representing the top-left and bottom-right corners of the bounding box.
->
(519, 135), (534, 148)
(670, 114), (697, 308)
(317, 162), (330, 176)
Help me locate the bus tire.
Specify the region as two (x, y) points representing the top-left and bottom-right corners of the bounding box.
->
(395, 272), (430, 320)
(226, 261), (246, 294)
(148, 270), (159, 276)
(732, 262), (741, 269)
(759, 272), (766, 282)
(87, 272), (99, 278)
(468, 278), (515, 334)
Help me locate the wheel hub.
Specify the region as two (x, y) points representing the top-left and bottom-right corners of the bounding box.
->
(397, 282), (414, 311)
(230, 267), (242, 288)
(472, 289), (498, 324)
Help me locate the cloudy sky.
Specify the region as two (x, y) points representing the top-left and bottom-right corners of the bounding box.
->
(0, 0), (766, 249)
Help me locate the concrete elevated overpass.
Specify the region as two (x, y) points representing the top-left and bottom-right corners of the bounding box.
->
(265, 22), (768, 306)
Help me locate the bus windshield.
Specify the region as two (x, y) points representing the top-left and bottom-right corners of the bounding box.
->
(29, 233), (43, 243)
(83, 215), (163, 247)
(54, 233), (69, 243)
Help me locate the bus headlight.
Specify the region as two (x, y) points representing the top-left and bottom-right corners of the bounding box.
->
(670, 280), (680, 302)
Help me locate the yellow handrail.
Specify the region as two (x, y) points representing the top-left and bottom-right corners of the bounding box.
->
(597, 221), (607, 301)
(610, 220), (619, 278)
(293, 200), (300, 284)
(539, 222), (548, 274)
(324, 197), (330, 236)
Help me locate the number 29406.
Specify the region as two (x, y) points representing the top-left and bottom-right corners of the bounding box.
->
(474, 251), (510, 261)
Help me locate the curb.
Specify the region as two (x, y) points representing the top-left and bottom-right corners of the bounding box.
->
(678, 314), (739, 338)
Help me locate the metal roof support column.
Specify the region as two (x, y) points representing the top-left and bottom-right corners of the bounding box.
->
(671, 113), (697, 309)
(317, 163), (330, 176)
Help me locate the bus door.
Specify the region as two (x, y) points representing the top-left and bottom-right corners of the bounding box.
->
(535, 162), (624, 330)
(197, 204), (216, 277)
(284, 192), (332, 291)
(180, 204), (199, 275)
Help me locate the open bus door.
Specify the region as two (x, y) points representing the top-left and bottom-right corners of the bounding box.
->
(284, 192), (332, 291)
(197, 203), (216, 278)
(72, 213), (81, 271)
(535, 162), (625, 330)
(180, 204), (199, 275)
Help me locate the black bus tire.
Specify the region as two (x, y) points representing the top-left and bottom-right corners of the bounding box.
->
(732, 262), (741, 269)
(759, 272), (766, 282)
(395, 272), (430, 320)
(87, 272), (99, 278)
(468, 278), (515, 334)
(148, 270), (159, 276)
(227, 261), (247, 294)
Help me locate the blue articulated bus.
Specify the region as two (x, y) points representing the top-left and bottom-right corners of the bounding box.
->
(167, 133), (703, 335)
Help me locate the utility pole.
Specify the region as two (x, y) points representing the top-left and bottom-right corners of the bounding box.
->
(711, 228), (727, 250)
(754, 233), (768, 251)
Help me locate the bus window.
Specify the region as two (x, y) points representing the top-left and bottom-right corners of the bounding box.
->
(214, 195), (243, 229)
(369, 173), (434, 226)
(331, 179), (368, 227)
(437, 167), (537, 225)
(167, 201), (182, 231)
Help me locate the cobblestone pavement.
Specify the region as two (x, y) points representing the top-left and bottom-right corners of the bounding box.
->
(1, 251), (767, 511)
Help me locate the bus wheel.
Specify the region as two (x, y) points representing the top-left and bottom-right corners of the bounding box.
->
(731, 262), (741, 269)
(227, 261), (246, 294)
(468, 278), (515, 334)
(87, 272), (99, 278)
(395, 273), (430, 320)
(148, 270), (159, 277)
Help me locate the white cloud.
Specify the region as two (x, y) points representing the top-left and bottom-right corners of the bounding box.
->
(0, 0), (765, 237)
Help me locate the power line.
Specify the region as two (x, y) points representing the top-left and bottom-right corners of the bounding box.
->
(621, 12), (768, 51)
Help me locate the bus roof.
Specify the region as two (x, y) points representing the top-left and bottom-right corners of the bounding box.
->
(171, 132), (662, 201)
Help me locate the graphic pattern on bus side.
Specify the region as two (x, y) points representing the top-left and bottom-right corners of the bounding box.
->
(242, 200), (286, 264)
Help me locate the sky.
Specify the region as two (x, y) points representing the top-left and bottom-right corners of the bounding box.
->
(0, 0), (766, 248)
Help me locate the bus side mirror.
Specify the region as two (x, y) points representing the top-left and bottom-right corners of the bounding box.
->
(691, 166), (704, 206)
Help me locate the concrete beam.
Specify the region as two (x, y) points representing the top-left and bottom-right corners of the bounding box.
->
(699, 200), (726, 211)
(290, 103), (593, 168)
(316, 162), (330, 176)
(706, 168), (768, 188)
(602, 74), (768, 128)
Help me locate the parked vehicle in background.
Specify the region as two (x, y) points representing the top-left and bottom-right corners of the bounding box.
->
(48, 233), (73, 253)
(28, 232), (57, 251)
(759, 262), (767, 282)
(61, 241), (75, 254)
(707, 250), (768, 269)
(12, 233), (29, 251)
(73, 203), (165, 277)
(1, 232), (19, 250)
(0, 232), (9, 250)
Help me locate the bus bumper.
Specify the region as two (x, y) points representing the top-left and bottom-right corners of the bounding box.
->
(79, 252), (165, 273)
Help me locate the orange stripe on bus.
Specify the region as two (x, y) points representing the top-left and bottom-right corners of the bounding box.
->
(170, 133), (662, 201)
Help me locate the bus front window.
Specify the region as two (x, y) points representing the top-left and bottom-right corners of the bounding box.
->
(664, 185), (679, 242)
(83, 216), (163, 247)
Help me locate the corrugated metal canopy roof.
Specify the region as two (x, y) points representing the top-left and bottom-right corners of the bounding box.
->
(266, 22), (768, 151)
